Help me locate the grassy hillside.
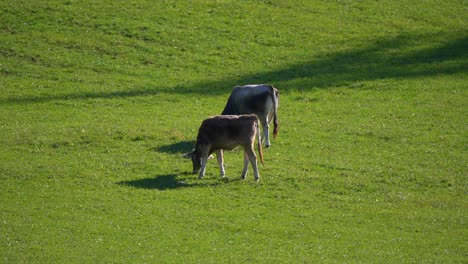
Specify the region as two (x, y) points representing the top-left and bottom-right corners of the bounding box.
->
(1, 0), (467, 263)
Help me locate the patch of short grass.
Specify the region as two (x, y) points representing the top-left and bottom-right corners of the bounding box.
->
(1, 0), (466, 263)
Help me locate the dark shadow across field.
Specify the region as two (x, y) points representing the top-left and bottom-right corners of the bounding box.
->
(2, 32), (466, 104)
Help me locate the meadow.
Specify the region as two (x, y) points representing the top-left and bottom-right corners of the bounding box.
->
(1, 0), (466, 263)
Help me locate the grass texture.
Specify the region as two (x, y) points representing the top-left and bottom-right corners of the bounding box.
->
(1, 0), (467, 263)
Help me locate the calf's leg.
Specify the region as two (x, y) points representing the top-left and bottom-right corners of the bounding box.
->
(241, 150), (249, 180)
(216, 149), (225, 178)
(245, 144), (260, 182)
(198, 151), (210, 179)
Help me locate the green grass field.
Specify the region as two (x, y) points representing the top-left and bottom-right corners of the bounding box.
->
(1, 0), (467, 262)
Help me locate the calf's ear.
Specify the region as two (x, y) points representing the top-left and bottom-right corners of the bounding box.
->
(208, 154), (214, 160)
(182, 149), (195, 159)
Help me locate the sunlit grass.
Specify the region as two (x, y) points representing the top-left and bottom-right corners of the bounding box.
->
(0, 0), (466, 262)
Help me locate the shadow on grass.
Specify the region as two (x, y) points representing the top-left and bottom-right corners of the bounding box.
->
(153, 140), (194, 154)
(117, 174), (227, 190)
(117, 174), (188, 190)
(2, 32), (466, 104)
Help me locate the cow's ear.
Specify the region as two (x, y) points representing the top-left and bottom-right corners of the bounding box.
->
(182, 150), (195, 159)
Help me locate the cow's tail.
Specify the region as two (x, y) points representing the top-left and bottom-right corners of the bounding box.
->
(256, 118), (265, 166)
(271, 86), (279, 138)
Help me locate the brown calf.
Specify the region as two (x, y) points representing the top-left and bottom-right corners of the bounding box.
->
(183, 115), (264, 181)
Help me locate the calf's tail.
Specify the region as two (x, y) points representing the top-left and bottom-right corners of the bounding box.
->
(256, 118), (265, 166)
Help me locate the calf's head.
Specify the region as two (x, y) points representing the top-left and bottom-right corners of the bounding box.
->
(182, 149), (214, 174)
(182, 150), (202, 174)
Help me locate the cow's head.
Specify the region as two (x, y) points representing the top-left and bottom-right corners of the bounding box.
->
(182, 149), (202, 174)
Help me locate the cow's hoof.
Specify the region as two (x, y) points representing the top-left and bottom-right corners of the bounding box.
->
(265, 145), (271, 148)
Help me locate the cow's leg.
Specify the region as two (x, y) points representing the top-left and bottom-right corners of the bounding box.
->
(198, 151), (210, 179)
(241, 150), (249, 180)
(261, 117), (271, 148)
(216, 149), (226, 178)
(245, 145), (260, 182)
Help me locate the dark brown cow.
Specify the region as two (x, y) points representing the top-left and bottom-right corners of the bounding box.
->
(183, 115), (264, 181)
